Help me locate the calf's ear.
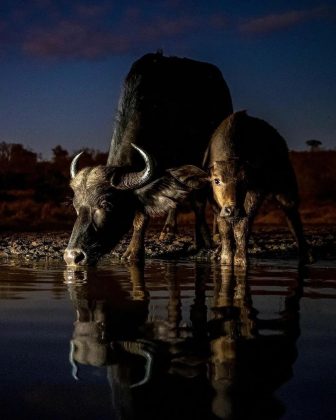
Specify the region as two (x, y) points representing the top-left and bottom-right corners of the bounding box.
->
(135, 165), (209, 217)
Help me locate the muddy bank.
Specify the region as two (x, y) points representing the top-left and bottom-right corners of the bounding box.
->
(0, 226), (335, 263)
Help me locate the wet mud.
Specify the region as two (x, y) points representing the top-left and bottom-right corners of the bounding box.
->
(0, 226), (335, 262)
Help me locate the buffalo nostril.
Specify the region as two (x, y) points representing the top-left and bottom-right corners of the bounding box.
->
(225, 207), (233, 216)
(221, 206), (234, 217)
(64, 249), (87, 266)
(74, 251), (86, 264)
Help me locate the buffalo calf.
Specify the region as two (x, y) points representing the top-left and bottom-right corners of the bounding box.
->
(203, 111), (313, 267)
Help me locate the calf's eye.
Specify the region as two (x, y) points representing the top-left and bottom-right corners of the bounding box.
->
(214, 178), (221, 185)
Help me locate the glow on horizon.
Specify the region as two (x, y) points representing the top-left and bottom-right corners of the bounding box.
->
(0, 0), (335, 157)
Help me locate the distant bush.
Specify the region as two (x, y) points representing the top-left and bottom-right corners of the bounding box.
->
(0, 199), (75, 230)
(0, 143), (335, 229)
(290, 150), (336, 203)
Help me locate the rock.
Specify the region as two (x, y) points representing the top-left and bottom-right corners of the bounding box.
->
(0, 226), (335, 262)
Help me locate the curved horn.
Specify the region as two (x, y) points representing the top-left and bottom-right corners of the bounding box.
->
(70, 152), (84, 179)
(116, 340), (154, 388)
(111, 143), (154, 190)
(69, 340), (79, 380)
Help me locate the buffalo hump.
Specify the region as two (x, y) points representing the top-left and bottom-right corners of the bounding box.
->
(108, 52), (233, 174)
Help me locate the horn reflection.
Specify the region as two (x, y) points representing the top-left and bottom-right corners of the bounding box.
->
(64, 262), (303, 420)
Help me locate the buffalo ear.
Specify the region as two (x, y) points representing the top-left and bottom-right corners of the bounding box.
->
(110, 167), (124, 187)
(135, 165), (209, 217)
(167, 165), (210, 189)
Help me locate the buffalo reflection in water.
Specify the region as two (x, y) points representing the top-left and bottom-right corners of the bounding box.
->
(64, 263), (303, 420)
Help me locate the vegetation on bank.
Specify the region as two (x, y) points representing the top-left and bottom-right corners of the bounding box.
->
(255, 150), (336, 225)
(0, 143), (107, 230)
(0, 142), (335, 230)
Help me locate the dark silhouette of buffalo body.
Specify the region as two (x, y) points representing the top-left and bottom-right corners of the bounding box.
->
(204, 110), (313, 267)
(64, 52), (233, 266)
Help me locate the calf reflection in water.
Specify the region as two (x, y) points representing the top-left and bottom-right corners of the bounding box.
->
(209, 267), (302, 419)
(64, 264), (303, 420)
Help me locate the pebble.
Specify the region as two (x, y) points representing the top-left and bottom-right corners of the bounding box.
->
(0, 227), (334, 262)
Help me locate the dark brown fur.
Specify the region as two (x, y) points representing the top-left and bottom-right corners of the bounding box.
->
(65, 52), (233, 265)
(107, 52), (233, 243)
(204, 111), (313, 267)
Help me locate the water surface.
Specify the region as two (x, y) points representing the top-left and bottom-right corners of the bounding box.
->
(0, 258), (335, 420)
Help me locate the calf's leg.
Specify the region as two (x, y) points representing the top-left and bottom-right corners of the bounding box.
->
(233, 218), (249, 268)
(217, 216), (234, 266)
(275, 193), (314, 264)
(233, 192), (263, 268)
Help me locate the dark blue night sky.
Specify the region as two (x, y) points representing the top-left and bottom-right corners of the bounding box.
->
(1, 0), (335, 157)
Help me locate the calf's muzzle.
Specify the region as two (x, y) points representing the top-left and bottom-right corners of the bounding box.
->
(220, 205), (235, 217)
(219, 205), (245, 220)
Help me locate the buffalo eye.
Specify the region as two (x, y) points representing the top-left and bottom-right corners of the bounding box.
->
(93, 208), (107, 229)
(100, 200), (113, 212)
(214, 178), (221, 185)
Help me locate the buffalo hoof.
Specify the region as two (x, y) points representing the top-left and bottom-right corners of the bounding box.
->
(220, 252), (233, 266)
(121, 248), (144, 262)
(234, 253), (248, 269)
(210, 245), (222, 261)
(159, 231), (175, 242)
(193, 248), (213, 260)
(299, 247), (315, 266)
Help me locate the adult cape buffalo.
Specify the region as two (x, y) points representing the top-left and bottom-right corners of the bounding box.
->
(64, 52), (233, 266)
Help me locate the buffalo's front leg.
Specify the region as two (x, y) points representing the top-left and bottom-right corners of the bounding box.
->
(159, 209), (177, 241)
(217, 216), (234, 266)
(122, 211), (149, 261)
(193, 197), (212, 249)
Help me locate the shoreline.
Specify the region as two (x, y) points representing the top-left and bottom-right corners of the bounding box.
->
(0, 226), (335, 262)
